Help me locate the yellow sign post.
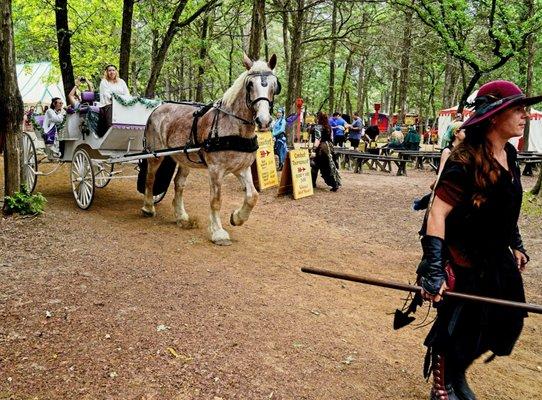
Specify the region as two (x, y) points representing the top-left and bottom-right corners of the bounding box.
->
(252, 131), (278, 190)
(280, 148), (313, 200)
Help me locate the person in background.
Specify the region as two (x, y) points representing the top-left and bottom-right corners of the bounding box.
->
(403, 125), (421, 150)
(99, 64), (129, 105)
(438, 121), (465, 175)
(329, 112), (347, 147)
(412, 121), (466, 211)
(348, 112), (364, 150)
(311, 112), (341, 191)
(68, 76), (95, 109)
(42, 97), (65, 157)
(272, 108), (288, 170)
(417, 80), (534, 400)
(385, 125), (404, 149)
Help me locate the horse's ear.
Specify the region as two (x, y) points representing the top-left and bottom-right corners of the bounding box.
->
(243, 53), (253, 70)
(268, 54), (277, 70)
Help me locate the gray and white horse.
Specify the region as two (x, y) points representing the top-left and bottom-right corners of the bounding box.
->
(142, 54), (280, 245)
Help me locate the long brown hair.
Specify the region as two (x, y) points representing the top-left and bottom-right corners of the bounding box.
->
(449, 120), (503, 207)
(317, 112), (331, 133)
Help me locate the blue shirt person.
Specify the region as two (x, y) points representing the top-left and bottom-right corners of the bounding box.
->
(329, 112), (347, 147)
(271, 108), (288, 170)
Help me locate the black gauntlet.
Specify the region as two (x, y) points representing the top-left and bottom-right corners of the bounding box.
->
(417, 235), (446, 295)
(510, 225), (530, 262)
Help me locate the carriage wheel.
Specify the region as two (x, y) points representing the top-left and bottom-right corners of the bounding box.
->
(21, 132), (38, 193)
(93, 161), (114, 188)
(71, 147), (95, 209)
(153, 190), (167, 204)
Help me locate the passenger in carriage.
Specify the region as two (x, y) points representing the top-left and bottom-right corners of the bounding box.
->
(98, 64), (130, 136)
(43, 97), (66, 157)
(99, 64), (130, 105)
(68, 76), (94, 109)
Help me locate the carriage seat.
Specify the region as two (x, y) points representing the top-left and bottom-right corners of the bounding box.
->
(77, 92), (100, 115)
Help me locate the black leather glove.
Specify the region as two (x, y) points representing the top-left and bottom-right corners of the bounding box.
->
(510, 225), (530, 262)
(416, 235), (446, 295)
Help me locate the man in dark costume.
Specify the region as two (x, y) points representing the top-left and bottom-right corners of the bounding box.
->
(418, 80), (536, 400)
(311, 112), (341, 191)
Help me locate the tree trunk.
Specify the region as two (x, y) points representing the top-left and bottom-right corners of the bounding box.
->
(457, 70), (482, 113)
(328, 1), (338, 113)
(119, 0), (134, 83)
(337, 52), (352, 113)
(248, 0), (265, 60)
(55, 0), (75, 101)
(195, 14), (210, 102)
(1, 0), (24, 199)
(397, 9), (413, 124)
(280, 2), (290, 79)
(389, 66), (398, 121)
(285, 0), (304, 147)
(522, 16), (535, 149)
(532, 169), (541, 196)
(356, 54), (365, 115)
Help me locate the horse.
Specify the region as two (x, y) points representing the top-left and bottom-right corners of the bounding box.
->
(141, 54), (280, 245)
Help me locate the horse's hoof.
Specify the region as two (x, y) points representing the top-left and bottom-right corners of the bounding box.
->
(177, 216), (199, 229)
(213, 238), (232, 246)
(141, 207), (156, 217)
(230, 211), (244, 226)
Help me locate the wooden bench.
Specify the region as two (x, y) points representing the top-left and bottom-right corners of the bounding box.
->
(335, 149), (407, 176)
(518, 154), (542, 176)
(393, 150), (442, 171)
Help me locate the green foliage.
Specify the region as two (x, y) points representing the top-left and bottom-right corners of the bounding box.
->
(4, 185), (47, 216)
(522, 191), (542, 217)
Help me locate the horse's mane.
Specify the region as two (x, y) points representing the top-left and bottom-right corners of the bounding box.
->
(222, 60), (271, 108)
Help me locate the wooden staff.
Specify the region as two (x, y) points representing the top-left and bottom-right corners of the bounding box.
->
(301, 267), (542, 315)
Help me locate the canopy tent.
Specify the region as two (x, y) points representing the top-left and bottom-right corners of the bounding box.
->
(16, 62), (65, 107)
(438, 105), (542, 152)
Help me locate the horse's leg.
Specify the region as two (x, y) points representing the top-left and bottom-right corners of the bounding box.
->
(231, 166), (259, 226)
(208, 166), (231, 246)
(173, 164), (191, 227)
(141, 157), (162, 217)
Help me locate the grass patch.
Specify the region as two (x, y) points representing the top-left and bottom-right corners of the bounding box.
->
(522, 191), (542, 217)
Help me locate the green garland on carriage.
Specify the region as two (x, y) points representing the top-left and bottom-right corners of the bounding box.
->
(112, 93), (162, 109)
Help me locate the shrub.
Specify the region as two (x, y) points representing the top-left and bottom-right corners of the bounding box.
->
(4, 185), (47, 215)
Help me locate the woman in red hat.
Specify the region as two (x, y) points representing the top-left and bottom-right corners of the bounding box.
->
(417, 80), (537, 400)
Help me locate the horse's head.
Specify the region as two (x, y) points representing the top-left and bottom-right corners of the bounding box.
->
(243, 54), (280, 130)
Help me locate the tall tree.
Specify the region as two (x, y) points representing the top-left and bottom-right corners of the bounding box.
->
(248, 0), (265, 60)
(394, 0), (542, 112)
(397, 8), (413, 124)
(1, 0), (24, 199)
(195, 12), (211, 102)
(119, 0), (134, 83)
(327, 1), (338, 113)
(55, 0), (75, 100)
(144, 0), (220, 98)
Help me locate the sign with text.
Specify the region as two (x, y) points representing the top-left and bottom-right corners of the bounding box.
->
(289, 148), (313, 200)
(254, 131), (278, 190)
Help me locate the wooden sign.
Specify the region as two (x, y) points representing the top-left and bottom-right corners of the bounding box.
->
(278, 148), (313, 199)
(252, 131), (278, 191)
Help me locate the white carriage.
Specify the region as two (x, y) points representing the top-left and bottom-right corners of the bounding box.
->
(20, 94), (186, 209)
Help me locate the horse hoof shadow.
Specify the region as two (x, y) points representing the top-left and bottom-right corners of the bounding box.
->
(141, 207), (156, 217)
(213, 239), (232, 246)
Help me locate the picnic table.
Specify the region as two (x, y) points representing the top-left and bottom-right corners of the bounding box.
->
(517, 153), (542, 176)
(391, 150), (442, 171)
(334, 148), (408, 176)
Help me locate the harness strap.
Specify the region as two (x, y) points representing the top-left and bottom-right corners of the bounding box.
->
(203, 135), (259, 153)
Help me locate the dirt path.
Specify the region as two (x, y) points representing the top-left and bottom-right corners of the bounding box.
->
(1, 161), (541, 399)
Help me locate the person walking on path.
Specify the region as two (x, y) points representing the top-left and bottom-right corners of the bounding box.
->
(417, 80), (536, 400)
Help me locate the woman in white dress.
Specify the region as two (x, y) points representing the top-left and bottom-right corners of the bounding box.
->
(99, 64), (129, 105)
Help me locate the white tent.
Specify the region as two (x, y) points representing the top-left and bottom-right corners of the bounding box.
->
(16, 62), (65, 106)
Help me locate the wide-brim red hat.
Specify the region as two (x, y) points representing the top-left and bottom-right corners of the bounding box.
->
(461, 80), (542, 129)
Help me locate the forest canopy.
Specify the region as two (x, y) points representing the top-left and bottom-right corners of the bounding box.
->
(12, 0), (542, 126)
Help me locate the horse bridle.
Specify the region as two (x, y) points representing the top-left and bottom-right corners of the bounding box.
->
(244, 71), (282, 115)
